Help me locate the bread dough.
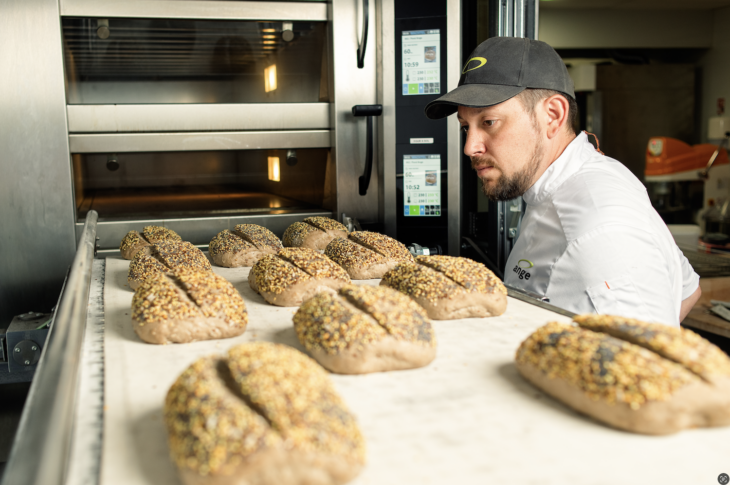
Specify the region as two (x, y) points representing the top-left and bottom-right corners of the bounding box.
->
(164, 342), (365, 485)
(381, 255), (507, 319)
(515, 318), (730, 434)
(294, 284), (437, 374)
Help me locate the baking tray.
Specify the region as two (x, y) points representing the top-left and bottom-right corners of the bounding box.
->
(99, 257), (730, 485)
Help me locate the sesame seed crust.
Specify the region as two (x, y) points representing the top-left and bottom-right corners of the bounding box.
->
(226, 343), (366, 461)
(278, 247), (350, 283)
(293, 284), (435, 357)
(574, 314), (730, 383)
(175, 269), (248, 328)
(128, 250), (171, 288)
(381, 262), (462, 303)
(119, 230), (144, 253)
(294, 292), (388, 355)
(304, 217), (348, 233)
(132, 273), (202, 325)
(349, 231), (414, 262)
(120, 226), (181, 258)
(282, 222), (319, 247)
(340, 285), (435, 346)
(233, 224), (283, 252)
(250, 255), (312, 295)
(143, 225), (182, 244)
(324, 237), (384, 269)
(155, 241), (212, 272)
(516, 322), (700, 409)
(417, 255), (507, 295)
(209, 230), (255, 257)
(165, 356), (281, 477)
(128, 241), (212, 290)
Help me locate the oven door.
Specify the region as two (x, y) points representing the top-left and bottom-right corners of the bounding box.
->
(61, 0), (379, 250)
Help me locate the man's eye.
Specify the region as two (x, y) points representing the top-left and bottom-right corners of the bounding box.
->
(461, 126), (468, 133)
(484, 120), (495, 127)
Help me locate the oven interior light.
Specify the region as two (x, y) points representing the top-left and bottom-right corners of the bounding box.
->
(263, 35), (276, 39)
(264, 64), (277, 93)
(262, 28), (276, 33)
(268, 156), (281, 181)
(263, 40), (276, 45)
(263, 46), (276, 50)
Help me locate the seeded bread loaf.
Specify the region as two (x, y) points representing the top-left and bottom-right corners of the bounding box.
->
(515, 315), (730, 435)
(381, 255), (507, 319)
(164, 342), (365, 485)
(127, 241), (212, 290)
(131, 269), (247, 344)
(119, 226), (182, 260)
(282, 217), (349, 250)
(324, 231), (414, 279)
(248, 248), (351, 307)
(294, 284), (437, 374)
(209, 224), (283, 268)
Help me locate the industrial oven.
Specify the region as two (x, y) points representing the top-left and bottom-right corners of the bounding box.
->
(1, 0), (469, 326)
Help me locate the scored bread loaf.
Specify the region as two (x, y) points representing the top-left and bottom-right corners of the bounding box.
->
(515, 315), (730, 435)
(381, 255), (507, 319)
(248, 248), (351, 307)
(164, 342), (365, 485)
(131, 269), (247, 344)
(127, 241), (212, 290)
(324, 231), (414, 279)
(119, 225), (182, 260)
(293, 284), (437, 374)
(209, 224), (283, 268)
(282, 217), (349, 250)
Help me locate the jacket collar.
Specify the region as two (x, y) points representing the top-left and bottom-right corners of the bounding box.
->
(522, 131), (590, 206)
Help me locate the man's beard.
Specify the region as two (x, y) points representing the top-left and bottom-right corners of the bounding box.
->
(472, 138), (543, 201)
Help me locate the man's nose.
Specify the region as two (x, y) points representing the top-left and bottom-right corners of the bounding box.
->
(463, 129), (485, 157)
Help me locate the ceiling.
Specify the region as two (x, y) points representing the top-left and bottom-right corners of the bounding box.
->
(540, 0), (730, 10)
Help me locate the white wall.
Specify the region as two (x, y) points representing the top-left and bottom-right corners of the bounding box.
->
(699, 6), (730, 142)
(540, 9), (713, 48)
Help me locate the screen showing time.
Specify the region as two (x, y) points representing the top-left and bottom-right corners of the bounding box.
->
(401, 29), (440, 96)
(403, 154), (441, 217)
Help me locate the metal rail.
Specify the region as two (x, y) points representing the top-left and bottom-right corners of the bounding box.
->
(505, 285), (577, 319)
(1, 211), (99, 485)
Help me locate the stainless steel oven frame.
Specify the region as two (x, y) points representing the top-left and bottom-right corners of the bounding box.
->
(1, 0), (382, 323)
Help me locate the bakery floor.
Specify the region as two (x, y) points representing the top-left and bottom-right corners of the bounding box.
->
(89, 257), (730, 485)
(76, 187), (318, 220)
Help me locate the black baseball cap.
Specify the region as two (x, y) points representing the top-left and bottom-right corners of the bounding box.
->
(424, 37), (575, 119)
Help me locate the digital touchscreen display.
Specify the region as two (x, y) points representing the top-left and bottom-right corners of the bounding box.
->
(403, 154), (441, 217)
(401, 29), (440, 96)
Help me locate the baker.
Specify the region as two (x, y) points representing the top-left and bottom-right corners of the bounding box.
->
(424, 37), (701, 327)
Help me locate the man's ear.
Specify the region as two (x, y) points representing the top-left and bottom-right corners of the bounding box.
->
(543, 94), (570, 139)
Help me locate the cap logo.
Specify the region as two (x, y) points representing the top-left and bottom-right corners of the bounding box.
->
(462, 57), (487, 74)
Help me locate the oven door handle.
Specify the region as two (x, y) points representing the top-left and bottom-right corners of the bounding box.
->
(352, 104), (382, 196)
(357, 0), (369, 69)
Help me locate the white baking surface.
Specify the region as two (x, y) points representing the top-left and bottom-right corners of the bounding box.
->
(102, 256), (730, 485)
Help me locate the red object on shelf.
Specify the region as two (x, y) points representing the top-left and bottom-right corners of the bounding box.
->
(645, 137), (729, 176)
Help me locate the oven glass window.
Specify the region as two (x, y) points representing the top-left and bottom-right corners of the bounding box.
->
(62, 18), (328, 104)
(72, 148), (331, 221)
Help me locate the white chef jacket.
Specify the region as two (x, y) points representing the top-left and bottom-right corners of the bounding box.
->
(504, 132), (699, 327)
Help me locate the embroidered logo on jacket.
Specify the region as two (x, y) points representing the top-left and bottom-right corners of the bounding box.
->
(513, 259), (533, 280)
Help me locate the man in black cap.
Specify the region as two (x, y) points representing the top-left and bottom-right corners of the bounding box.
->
(425, 37), (701, 326)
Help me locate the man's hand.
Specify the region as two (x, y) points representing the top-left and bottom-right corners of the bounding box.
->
(680, 285), (702, 323)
